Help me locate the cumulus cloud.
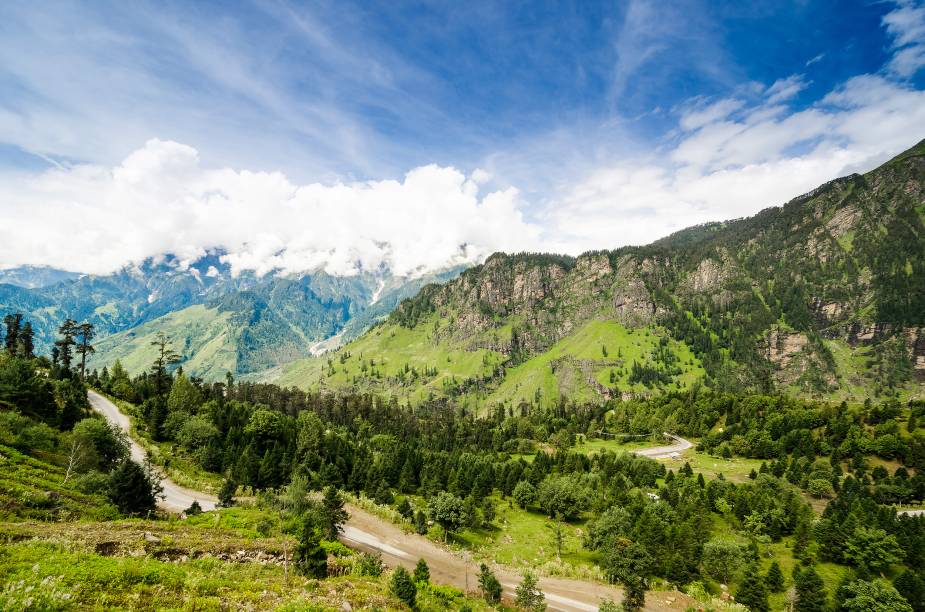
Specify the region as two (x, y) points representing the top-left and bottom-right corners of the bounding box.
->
(0, 140), (541, 277)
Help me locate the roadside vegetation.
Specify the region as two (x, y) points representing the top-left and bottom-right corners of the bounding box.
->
(84, 318), (925, 611)
(0, 315), (493, 611)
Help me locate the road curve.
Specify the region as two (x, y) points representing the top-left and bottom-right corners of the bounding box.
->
(632, 433), (694, 459)
(89, 391), (688, 609)
(88, 390), (217, 512)
(341, 504), (688, 612)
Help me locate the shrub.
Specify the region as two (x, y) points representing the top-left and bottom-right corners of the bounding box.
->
(512, 480), (537, 509)
(353, 552), (384, 577)
(217, 478), (236, 507)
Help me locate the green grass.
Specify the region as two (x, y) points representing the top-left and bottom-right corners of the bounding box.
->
(276, 312), (505, 404)
(0, 443), (119, 521)
(667, 448), (765, 483)
(455, 497), (597, 572)
(89, 304), (239, 380)
(0, 534), (482, 610)
(818, 339), (924, 403)
(0, 507), (494, 611)
(276, 316), (705, 411)
(571, 435), (665, 455)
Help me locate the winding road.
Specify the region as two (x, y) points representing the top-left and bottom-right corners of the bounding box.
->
(89, 390), (690, 610)
(632, 433), (694, 459)
(88, 391), (217, 512)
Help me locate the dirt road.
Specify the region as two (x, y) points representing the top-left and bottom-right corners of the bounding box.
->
(342, 504), (689, 612)
(88, 390), (217, 512)
(90, 391), (689, 609)
(633, 433), (694, 459)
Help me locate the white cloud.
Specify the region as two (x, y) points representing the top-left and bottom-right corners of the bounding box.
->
(678, 98), (744, 131)
(542, 74), (925, 254)
(883, 1), (925, 76)
(765, 75), (808, 104)
(0, 140), (541, 277)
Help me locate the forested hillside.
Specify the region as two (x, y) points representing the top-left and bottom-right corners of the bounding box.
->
(276, 139), (925, 408)
(90, 340), (925, 611)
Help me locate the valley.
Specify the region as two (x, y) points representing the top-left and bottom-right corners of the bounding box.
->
(3, 137), (925, 612)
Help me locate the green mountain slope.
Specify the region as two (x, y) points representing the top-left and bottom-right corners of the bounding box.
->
(275, 138), (925, 407)
(89, 304), (238, 379)
(0, 247), (468, 379)
(85, 267), (468, 379)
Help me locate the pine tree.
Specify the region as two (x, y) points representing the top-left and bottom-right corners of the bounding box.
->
(55, 318), (77, 372)
(74, 322), (95, 380)
(736, 563), (769, 612)
(413, 558), (430, 583)
(3, 313), (21, 355)
(320, 485), (349, 540)
(793, 518), (811, 560)
(794, 565), (827, 612)
(294, 516), (327, 578)
(515, 570), (546, 611)
(18, 321), (34, 358)
(396, 497), (413, 520)
(398, 457), (418, 492)
(218, 477), (237, 507)
(765, 560), (785, 593)
(413, 510), (428, 535)
(893, 570), (925, 612)
(107, 460), (158, 516)
(150, 332), (180, 397)
(390, 566), (416, 607)
(478, 563), (502, 603)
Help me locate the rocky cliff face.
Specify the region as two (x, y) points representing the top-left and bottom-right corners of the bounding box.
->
(390, 138), (925, 396)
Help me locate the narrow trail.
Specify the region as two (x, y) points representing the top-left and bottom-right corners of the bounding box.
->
(89, 390), (691, 610)
(88, 390), (217, 512)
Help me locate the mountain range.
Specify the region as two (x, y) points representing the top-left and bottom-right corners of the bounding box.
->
(2, 139), (924, 401)
(0, 254), (464, 378)
(272, 138), (925, 407)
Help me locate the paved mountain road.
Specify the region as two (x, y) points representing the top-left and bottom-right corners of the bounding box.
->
(88, 390), (217, 512)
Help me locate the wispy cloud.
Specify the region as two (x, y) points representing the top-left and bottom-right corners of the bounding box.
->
(883, 0), (925, 76)
(0, 1), (922, 276)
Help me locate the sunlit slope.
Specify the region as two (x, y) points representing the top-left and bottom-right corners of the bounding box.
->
(490, 319), (705, 406)
(90, 304), (239, 379)
(276, 139), (925, 405)
(275, 311), (507, 404)
(276, 312), (705, 410)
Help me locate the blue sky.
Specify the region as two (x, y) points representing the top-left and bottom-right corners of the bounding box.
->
(1, 1), (924, 275)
